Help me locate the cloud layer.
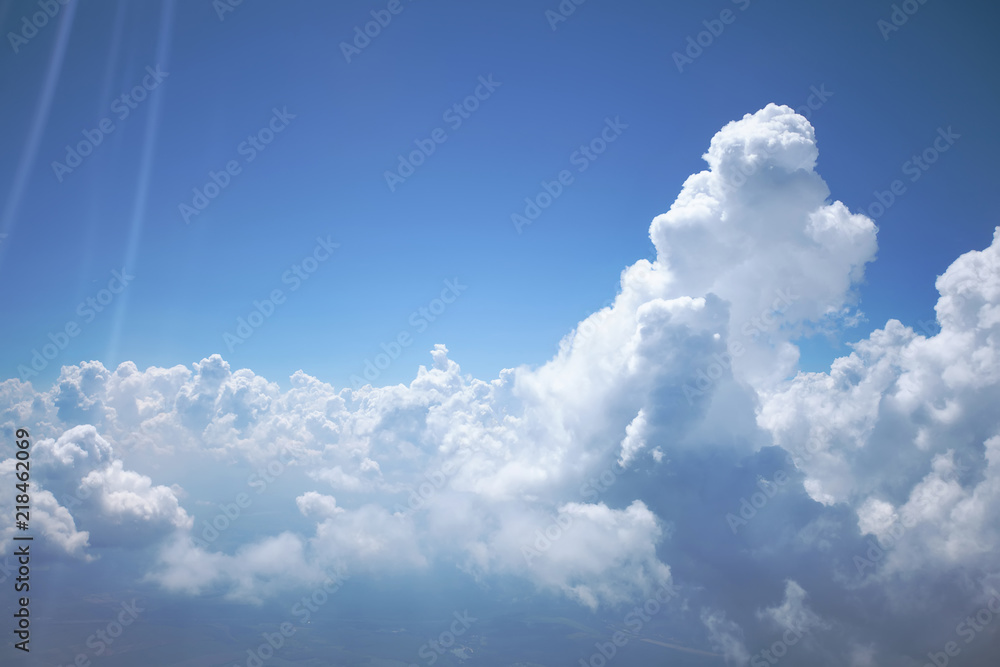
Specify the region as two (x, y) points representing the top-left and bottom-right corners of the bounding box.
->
(3, 105), (998, 665)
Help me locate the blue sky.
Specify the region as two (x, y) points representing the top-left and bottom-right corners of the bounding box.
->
(3, 2), (1000, 666)
(2, 0), (997, 388)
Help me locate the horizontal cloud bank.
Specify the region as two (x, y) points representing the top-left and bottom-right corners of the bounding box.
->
(3, 105), (998, 665)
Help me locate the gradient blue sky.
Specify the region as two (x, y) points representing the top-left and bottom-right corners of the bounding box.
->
(2, 0), (997, 388)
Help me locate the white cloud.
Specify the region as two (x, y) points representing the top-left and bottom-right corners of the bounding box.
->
(759, 229), (1000, 578)
(474, 499), (672, 609)
(14, 488), (91, 559)
(618, 409), (648, 468)
(295, 491), (344, 519)
(80, 460), (192, 531)
(701, 609), (749, 665)
(308, 504), (427, 573)
(33, 423), (114, 467)
(2, 105), (998, 665)
(148, 531), (320, 604)
(756, 580), (826, 635)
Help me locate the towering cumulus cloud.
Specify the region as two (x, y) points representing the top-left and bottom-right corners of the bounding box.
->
(3, 105), (998, 664)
